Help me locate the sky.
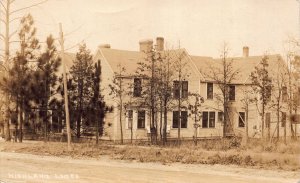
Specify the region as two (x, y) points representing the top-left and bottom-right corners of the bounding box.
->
(3, 0), (300, 58)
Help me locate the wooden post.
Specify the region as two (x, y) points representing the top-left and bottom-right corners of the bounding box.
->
(59, 23), (72, 150)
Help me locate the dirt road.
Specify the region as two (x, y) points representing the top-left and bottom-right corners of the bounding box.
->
(0, 152), (299, 183)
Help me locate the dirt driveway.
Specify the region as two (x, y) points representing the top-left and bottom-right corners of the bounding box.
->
(0, 152), (299, 183)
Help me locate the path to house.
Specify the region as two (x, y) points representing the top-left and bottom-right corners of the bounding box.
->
(0, 151), (299, 183)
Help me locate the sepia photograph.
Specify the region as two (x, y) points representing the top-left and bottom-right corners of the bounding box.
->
(0, 0), (299, 182)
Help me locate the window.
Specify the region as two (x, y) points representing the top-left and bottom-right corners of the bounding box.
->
(202, 112), (208, 128)
(173, 81), (188, 99)
(238, 112), (245, 127)
(182, 81), (188, 98)
(202, 111), (215, 128)
(181, 111), (188, 128)
(266, 113), (271, 128)
(137, 110), (145, 128)
(209, 112), (215, 128)
(281, 112), (286, 127)
(282, 86), (288, 102)
(172, 111), (188, 128)
(218, 112), (224, 123)
(127, 110), (133, 129)
(133, 78), (142, 97)
(173, 81), (180, 99)
(229, 85), (235, 101)
(207, 83), (213, 99)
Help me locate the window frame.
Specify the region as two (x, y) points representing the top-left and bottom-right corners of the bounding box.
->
(173, 80), (188, 99)
(209, 112), (215, 128)
(218, 112), (224, 123)
(238, 112), (245, 128)
(207, 83), (213, 99)
(133, 78), (142, 97)
(172, 111), (188, 128)
(173, 81), (180, 99)
(182, 81), (189, 99)
(229, 85), (235, 101)
(202, 111), (215, 128)
(202, 112), (208, 128)
(137, 110), (145, 129)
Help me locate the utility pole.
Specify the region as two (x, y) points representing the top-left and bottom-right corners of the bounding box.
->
(2, 0), (11, 141)
(297, 0), (300, 39)
(59, 23), (71, 150)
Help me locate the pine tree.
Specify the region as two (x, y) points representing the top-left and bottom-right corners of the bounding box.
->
(69, 44), (94, 138)
(31, 35), (61, 140)
(91, 60), (105, 144)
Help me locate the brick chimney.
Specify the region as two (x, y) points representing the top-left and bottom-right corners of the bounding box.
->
(243, 46), (249, 57)
(139, 39), (153, 53)
(156, 37), (164, 51)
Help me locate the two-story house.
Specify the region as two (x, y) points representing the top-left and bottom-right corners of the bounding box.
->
(95, 38), (299, 141)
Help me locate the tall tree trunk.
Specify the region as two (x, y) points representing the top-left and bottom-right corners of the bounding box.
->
(19, 99), (24, 143)
(15, 102), (19, 142)
(76, 85), (83, 139)
(3, 1), (11, 142)
(130, 119), (133, 144)
(96, 109), (99, 144)
(245, 105), (249, 143)
(276, 104), (280, 139)
(160, 103), (163, 142)
(178, 96), (181, 145)
(119, 76), (124, 144)
(45, 98), (49, 141)
(163, 104), (168, 145)
(284, 119), (286, 144)
(261, 104), (265, 139)
(76, 110), (81, 139)
(119, 103), (123, 144)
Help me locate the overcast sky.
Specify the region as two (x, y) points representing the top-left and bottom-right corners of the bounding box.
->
(4, 0), (300, 58)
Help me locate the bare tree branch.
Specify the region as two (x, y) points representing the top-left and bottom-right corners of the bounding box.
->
(9, 16), (22, 23)
(9, 30), (17, 39)
(0, 34), (4, 40)
(0, 1), (7, 11)
(0, 18), (6, 24)
(10, 0), (48, 15)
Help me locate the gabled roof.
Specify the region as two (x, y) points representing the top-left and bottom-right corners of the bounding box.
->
(98, 47), (196, 77)
(98, 48), (143, 75)
(191, 54), (285, 84)
(96, 45), (289, 85)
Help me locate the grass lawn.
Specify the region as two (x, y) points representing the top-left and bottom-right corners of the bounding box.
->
(1, 138), (299, 171)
